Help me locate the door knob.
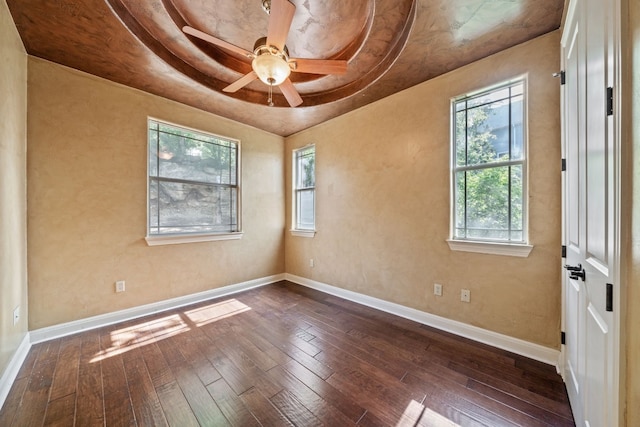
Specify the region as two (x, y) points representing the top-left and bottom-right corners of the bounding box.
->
(565, 264), (585, 281)
(564, 263), (582, 272)
(570, 268), (586, 281)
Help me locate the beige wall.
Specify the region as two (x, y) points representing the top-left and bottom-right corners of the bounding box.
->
(627, 0), (639, 423)
(9, 4), (640, 421)
(27, 58), (285, 329)
(285, 31), (562, 348)
(0, 0), (28, 377)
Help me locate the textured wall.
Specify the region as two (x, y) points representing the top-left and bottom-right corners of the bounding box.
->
(285, 31), (562, 348)
(0, 0), (28, 377)
(27, 58), (285, 329)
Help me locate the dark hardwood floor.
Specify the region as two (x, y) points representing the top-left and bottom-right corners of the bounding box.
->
(0, 281), (574, 426)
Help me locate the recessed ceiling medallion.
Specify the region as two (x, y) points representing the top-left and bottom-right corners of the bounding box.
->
(106, 0), (416, 107)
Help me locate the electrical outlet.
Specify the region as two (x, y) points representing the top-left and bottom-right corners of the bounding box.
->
(461, 289), (471, 303)
(434, 283), (443, 296)
(13, 306), (20, 326)
(309, 258), (314, 268)
(115, 280), (126, 293)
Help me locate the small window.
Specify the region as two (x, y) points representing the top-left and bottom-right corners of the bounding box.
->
(451, 80), (527, 244)
(293, 145), (315, 231)
(147, 119), (240, 237)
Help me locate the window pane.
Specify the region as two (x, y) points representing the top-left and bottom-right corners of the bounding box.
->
(455, 110), (467, 167)
(480, 99), (510, 161)
(467, 87), (510, 109)
(155, 134), (237, 184)
(454, 171), (467, 239)
(458, 83), (526, 167)
(296, 148), (315, 188)
(466, 166), (510, 240)
(297, 189), (315, 229)
(150, 180), (237, 235)
(229, 146), (237, 185)
(149, 126), (159, 176)
(149, 179), (159, 232)
(510, 94), (524, 160)
(510, 165), (524, 241)
(464, 104), (498, 166)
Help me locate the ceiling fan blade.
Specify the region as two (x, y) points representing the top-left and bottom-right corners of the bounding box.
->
(223, 71), (258, 93)
(290, 58), (348, 75)
(279, 78), (303, 107)
(183, 26), (253, 59)
(266, 0), (296, 51)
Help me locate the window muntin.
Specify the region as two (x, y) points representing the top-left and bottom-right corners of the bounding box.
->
(293, 145), (315, 230)
(148, 119), (240, 236)
(452, 80), (526, 243)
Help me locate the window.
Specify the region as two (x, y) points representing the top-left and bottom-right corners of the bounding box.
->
(293, 145), (315, 233)
(147, 119), (240, 243)
(451, 80), (528, 251)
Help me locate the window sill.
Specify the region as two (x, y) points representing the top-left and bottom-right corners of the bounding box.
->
(145, 232), (243, 246)
(290, 229), (316, 238)
(446, 239), (533, 258)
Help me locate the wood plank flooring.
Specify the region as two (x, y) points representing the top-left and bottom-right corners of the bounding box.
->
(0, 281), (575, 426)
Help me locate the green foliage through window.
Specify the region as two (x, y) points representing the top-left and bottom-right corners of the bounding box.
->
(148, 119), (240, 235)
(452, 81), (526, 242)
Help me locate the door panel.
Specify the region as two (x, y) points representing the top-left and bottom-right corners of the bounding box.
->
(561, 0), (618, 425)
(585, 302), (608, 427)
(585, 0), (608, 265)
(565, 23), (580, 249)
(565, 278), (581, 395)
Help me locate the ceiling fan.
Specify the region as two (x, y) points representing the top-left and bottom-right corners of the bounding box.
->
(183, 0), (348, 107)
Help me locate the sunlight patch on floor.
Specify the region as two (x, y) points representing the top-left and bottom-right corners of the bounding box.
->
(185, 299), (251, 327)
(90, 314), (188, 363)
(396, 400), (461, 426)
(90, 299), (251, 362)
(185, 298), (251, 326)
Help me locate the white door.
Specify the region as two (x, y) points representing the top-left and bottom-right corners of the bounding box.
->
(561, 0), (619, 425)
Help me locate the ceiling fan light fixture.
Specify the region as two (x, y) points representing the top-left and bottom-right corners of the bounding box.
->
(252, 48), (291, 86)
(261, 0), (271, 14)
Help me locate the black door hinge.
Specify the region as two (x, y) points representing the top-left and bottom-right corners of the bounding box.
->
(561, 331), (566, 345)
(561, 159), (566, 172)
(606, 283), (613, 312)
(562, 245), (567, 258)
(607, 87), (614, 116)
(554, 71), (566, 85)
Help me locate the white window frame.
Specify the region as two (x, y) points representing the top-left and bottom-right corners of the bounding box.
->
(145, 118), (242, 246)
(291, 144), (316, 237)
(447, 78), (533, 257)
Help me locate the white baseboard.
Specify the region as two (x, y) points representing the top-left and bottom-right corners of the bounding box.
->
(285, 273), (560, 366)
(0, 333), (31, 411)
(30, 274), (285, 344)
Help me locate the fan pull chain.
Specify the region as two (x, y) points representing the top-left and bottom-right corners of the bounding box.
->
(267, 78), (275, 107)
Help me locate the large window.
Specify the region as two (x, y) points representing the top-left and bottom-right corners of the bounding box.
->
(293, 145), (315, 231)
(147, 119), (240, 238)
(452, 80), (527, 244)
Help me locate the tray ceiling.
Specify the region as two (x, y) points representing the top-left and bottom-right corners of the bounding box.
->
(7, 0), (564, 136)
